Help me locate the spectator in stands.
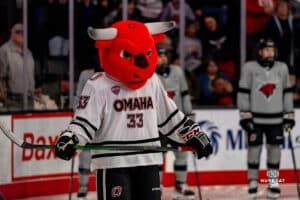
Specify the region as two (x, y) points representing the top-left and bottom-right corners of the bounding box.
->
(261, 0), (297, 72)
(75, 0), (103, 70)
(197, 59), (232, 105)
(136, 0), (163, 22)
(179, 20), (202, 72)
(104, 0), (142, 26)
(98, 0), (115, 25)
(60, 75), (69, 109)
(160, 0), (195, 24)
(246, 0), (275, 60)
(33, 80), (58, 110)
(201, 15), (235, 80)
(47, 0), (69, 57)
(210, 76), (234, 105)
(290, 0), (300, 18)
(28, 0), (53, 75)
(187, 0), (228, 26)
(0, 23), (35, 111)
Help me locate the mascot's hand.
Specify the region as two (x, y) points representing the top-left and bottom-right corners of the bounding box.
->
(55, 131), (79, 161)
(178, 119), (213, 159)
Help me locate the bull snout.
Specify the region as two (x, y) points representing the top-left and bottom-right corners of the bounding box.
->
(134, 54), (149, 69)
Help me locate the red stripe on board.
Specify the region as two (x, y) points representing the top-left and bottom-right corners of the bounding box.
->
(12, 173), (79, 182)
(11, 112), (73, 119)
(1, 170), (299, 199)
(0, 176), (96, 199)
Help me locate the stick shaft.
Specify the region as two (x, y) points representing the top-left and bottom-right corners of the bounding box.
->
(23, 143), (181, 152)
(287, 128), (300, 199)
(21, 141), (182, 152)
(69, 157), (75, 200)
(192, 154), (202, 200)
(0, 121), (186, 152)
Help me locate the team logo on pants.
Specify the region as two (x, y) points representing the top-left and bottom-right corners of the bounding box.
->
(249, 133), (257, 142)
(111, 186), (123, 197)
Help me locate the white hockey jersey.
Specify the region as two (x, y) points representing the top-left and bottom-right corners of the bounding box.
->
(67, 72), (187, 170)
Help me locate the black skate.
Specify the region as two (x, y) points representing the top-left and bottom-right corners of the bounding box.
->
(266, 178), (281, 199)
(248, 180), (258, 199)
(77, 186), (88, 200)
(267, 186), (280, 199)
(173, 184), (195, 200)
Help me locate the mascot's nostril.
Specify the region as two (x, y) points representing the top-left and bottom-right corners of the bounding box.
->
(134, 54), (149, 69)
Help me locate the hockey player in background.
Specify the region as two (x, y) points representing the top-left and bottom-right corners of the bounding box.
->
(55, 20), (212, 200)
(238, 39), (295, 199)
(156, 47), (195, 200)
(74, 55), (101, 199)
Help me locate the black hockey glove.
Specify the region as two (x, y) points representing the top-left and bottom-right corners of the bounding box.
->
(239, 112), (255, 133)
(283, 112), (295, 131)
(55, 131), (79, 161)
(178, 119), (213, 159)
(240, 118), (255, 133)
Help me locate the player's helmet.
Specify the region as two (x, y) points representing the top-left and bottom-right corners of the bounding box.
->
(258, 38), (275, 51)
(256, 38), (276, 68)
(157, 46), (167, 56)
(156, 46), (170, 76)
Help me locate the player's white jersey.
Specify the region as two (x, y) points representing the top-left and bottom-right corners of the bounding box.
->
(67, 72), (186, 170)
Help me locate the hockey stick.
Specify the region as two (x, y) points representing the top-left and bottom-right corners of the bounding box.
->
(69, 157), (75, 200)
(287, 128), (300, 199)
(192, 154), (203, 200)
(0, 121), (187, 152)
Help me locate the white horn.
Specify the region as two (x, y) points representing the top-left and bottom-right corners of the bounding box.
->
(87, 27), (117, 40)
(145, 21), (176, 35)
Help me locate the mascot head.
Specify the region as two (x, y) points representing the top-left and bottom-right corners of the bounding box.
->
(87, 20), (176, 89)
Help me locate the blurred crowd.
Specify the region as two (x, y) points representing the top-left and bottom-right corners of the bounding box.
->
(0, 0), (300, 111)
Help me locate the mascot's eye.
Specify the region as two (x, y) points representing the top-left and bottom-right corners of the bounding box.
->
(147, 50), (152, 57)
(120, 50), (132, 59)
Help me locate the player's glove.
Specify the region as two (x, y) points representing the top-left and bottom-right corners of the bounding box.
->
(55, 131), (79, 161)
(178, 119), (212, 159)
(283, 112), (295, 131)
(239, 112), (255, 133)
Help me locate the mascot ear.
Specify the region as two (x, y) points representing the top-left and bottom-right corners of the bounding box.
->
(152, 34), (166, 44)
(95, 40), (114, 50)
